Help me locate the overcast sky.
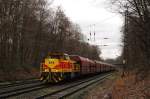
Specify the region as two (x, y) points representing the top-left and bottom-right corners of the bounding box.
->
(50, 0), (123, 59)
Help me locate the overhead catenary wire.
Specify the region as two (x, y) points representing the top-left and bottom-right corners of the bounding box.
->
(82, 14), (117, 28)
(84, 15), (118, 43)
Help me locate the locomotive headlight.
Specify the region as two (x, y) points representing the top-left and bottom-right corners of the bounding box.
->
(45, 69), (49, 72)
(52, 69), (58, 72)
(55, 70), (58, 72)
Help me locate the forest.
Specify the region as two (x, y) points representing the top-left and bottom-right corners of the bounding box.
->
(0, 0), (101, 81)
(111, 0), (150, 75)
(109, 0), (150, 98)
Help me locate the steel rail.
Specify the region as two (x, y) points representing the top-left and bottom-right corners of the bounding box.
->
(36, 73), (112, 99)
(0, 82), (46, 98)
(0, 79), (40, 89)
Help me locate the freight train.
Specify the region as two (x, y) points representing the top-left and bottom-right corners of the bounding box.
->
(40, 53), (115, 83)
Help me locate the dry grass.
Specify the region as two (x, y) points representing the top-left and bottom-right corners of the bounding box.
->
(111, 72), (150, 99)
(83, 73), (118, 99)
(81, 72), (150, 99)
(0, 66), (39, 81)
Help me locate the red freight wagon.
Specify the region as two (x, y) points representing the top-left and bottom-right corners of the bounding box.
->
(95, 61), (111, 73)
(102, 63), (106, 72)
(95, 61), (101, 73)
(88, 59), (96, 73)
(104, 63), (109, 71)
(69, 55), (91, 75)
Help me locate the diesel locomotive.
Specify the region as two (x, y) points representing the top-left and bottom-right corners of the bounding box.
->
(40, 53), (114, 83)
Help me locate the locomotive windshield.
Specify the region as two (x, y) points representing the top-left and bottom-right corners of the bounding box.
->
(47, 55), (63, 59)
(47, 53), (70, 60)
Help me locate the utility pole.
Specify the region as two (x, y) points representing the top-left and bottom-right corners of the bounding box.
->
(89, 24), (95, 42)
(94, 24), (96, 42)
(89, 25), (91, 41)
(123, 6), (129, 72)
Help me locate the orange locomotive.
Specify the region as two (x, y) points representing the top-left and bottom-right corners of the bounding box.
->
(40, 53), (80, 83)
(40, 52), (115, 83)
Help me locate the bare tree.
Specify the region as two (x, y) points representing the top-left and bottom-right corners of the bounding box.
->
(110, 0), (150, 74)
(0, 0), (102, 80)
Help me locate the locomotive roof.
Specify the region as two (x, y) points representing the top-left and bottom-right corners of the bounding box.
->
(69, 55), (89, 61)
(48, 52), (68, 56)
(95, 60), (114, 67)
(69, 55), (95, 64)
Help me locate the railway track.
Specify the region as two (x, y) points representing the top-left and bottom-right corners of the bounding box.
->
(36, 73), (112, 99)
(0, 79), (39, 89)
(0, 79), (46, 98)
(0, 73), (112, 99)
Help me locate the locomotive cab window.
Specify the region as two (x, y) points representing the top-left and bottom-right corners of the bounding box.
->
(47, 55), (61, 59)
(64, 55), (70, 60)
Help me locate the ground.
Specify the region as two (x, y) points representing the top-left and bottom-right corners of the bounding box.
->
(68, 71), (150, 99)
(111, 71), (150, 99)
(83, 72), (118, 99)
(66, 72), (118, 99)
(0, 68), (149, 99)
